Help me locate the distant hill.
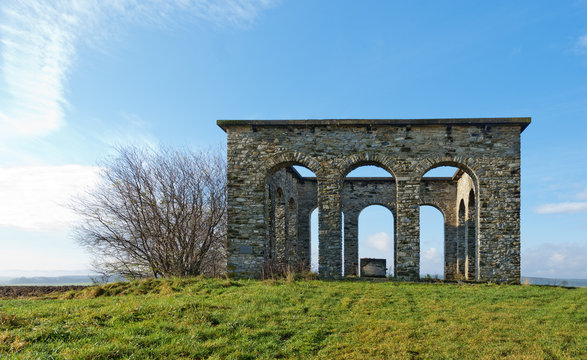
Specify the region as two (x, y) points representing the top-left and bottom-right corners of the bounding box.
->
(522, 277), (587, 287)
(3, 275), (95, 286)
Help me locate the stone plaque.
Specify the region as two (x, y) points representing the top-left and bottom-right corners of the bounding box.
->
(360, 258), (387, 277)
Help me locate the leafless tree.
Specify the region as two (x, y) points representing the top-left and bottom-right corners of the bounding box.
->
(73, 145), (227, 279)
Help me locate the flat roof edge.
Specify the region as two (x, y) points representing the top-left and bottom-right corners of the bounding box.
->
(217, 118), (532, 132)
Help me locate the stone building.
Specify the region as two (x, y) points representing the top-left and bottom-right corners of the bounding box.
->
(218, 118), (531, 283)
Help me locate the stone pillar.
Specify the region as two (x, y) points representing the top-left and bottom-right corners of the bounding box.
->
(343, 211), (359, 276)
(395, 177), (420, 281)
(456, 202), (466, 277)
(477, 162), (521, 283)
(225, 169), (266, 278)
(297, 206), (312, 271)
(466, 204), (476, 280)
(274, 196), (286, 267)
(444, 211), (458, 280)
(317, 177), (343, 278)
(287, 198), (298, 266)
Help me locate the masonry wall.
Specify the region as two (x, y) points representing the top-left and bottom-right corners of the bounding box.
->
(223, 121), (524, 283)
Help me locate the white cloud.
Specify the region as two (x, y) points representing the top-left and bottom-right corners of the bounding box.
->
(0, 0), (277, 138)
(422, 247), (440, 262)
(523, 243), (587, 279)
(534, 202), (587, 214)
(577, 34), (587, 51)
(0, 165), (101, 231)
(420, 247), (443, 276)
(365, 232), (392, 252)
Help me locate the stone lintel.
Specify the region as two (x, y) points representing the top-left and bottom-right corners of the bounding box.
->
(217, 118), (532, 133)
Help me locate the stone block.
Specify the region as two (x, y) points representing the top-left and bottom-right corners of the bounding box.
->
(360, 258), (387, 277)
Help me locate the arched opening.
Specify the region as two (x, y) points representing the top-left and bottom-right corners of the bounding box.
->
(357, 205), (395, 277)
(419, 161), (479, 281)
(419, 205), (444, 278)
(422, 165), (460, 178)
(346, 165), (393, 178)
(466, 190), (476, 280)
(342, 163), (396, 277)
(420, 164), (478, 280)
(265, 163), (317, 274)
(310, 207), (319, 273)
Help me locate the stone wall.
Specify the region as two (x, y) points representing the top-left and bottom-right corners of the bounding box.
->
(220, 118), (530, 283)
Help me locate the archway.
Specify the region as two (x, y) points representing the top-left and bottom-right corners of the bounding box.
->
(420, 165), (465, 280)
(265, 163), (317, 273)
(417, 160), (480, 281)
(358, 205), (395, 277)
(419, 205), (444, 278)
(342, 163), (396, 276)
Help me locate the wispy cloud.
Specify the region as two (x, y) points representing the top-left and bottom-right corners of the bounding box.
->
(576, 33), (587, 52)
(523, 243), (587, 278)
(0, 165), (101, 231)
(96, 112), (160, 151)
(0, 0), (277, 138)
(365, 232), (392, 252)
(534, 202), (587, 214)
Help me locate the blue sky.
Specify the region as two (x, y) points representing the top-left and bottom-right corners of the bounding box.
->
(1, 0), (586, 278)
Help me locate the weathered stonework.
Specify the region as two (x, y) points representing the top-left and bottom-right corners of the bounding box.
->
(219, 118), (530, 283)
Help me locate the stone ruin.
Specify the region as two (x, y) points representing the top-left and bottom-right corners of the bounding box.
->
(218, 118), (531, 283)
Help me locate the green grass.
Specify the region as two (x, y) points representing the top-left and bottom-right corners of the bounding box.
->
(0, 278), (585, 359)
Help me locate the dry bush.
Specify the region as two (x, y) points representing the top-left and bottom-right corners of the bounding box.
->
(72, 145), (226, 279)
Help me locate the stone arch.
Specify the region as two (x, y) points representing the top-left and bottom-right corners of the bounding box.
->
(357, 202), (396, 215)
(265, 151), (322, 181)
(419, 201), (447, 220)
(415, 156), (479, 184)
(339, 152), (398, 180)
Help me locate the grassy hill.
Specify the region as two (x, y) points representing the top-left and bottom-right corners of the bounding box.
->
(0, 278), (585, 359)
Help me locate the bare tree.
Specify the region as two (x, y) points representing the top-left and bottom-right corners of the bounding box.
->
(73, 145), (227, 279)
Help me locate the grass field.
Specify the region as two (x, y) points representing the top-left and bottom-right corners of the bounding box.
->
(0, 278), (585, 359)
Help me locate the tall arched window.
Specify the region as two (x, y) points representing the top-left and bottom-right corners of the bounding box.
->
(419, 205), (444, 278)
(266, 163), (317, 273)
(358, 205), (395, 277)
(343, 164), (395, 276)
(421, 165), (461, 280)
